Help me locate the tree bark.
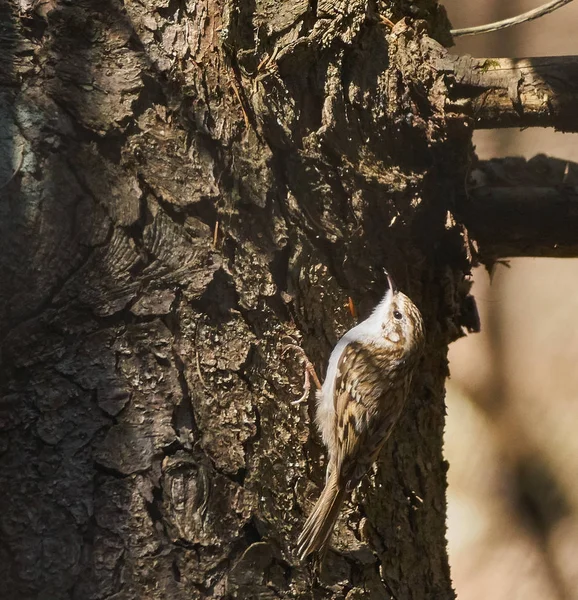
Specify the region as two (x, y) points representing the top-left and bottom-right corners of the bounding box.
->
(0, 1), (476, 599)
(462, 155), (578, 261)
(439, 54), (578, 132)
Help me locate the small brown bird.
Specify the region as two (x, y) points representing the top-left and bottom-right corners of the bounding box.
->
(297, 271), (425, 560)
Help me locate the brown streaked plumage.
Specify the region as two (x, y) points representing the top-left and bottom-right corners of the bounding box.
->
(297, 272), (425, 561)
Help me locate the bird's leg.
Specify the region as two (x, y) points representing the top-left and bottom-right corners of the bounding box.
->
(282, 343), (322, 404)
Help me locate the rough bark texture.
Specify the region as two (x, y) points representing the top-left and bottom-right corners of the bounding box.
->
(439, 54), (578, 132)
(0, 1), (476, 599)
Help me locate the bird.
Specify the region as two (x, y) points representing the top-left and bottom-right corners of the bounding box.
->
(297, 271), (425, 561)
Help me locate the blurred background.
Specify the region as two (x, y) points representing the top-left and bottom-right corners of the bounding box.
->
(441, 1), (578, 599)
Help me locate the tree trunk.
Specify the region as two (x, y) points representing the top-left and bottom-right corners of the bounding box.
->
(0, 1), (475, 598)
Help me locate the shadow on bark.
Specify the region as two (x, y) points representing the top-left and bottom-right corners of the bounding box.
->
(0, 1), (269, 597)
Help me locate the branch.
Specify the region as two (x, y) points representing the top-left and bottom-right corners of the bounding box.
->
(450, 0), (574, 37)
(438, 54), (578, 132)
(460, 155), (578, 260)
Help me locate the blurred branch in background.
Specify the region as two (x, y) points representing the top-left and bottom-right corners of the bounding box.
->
(447, 260), (578, 600)
(451, 0), (575, 37)
(444, 1), (578, 599)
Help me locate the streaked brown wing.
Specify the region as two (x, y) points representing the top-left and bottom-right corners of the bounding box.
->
(333, 385), (368, 482)
(332, 342), (407, 485)
(333, 344), (371, 482)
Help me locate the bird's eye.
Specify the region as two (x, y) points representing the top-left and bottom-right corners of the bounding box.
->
(393, 310), (403, 320)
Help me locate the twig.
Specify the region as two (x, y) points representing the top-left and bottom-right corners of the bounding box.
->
(256, 46), (280, 75)
(194, 322), (207, 388)
(0, 146), (24, 191)
(230, 78), (251, 130)
(450, 0), (574, 37)
(348, 297), (357, 320)
(195, 349), (207, 388)
(379, 15), (395, 29)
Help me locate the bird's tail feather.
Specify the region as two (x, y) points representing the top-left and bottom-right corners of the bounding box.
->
(297, 473), (346, 561)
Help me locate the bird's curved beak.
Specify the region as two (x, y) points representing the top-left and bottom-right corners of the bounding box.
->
(384, 269), (398, 294)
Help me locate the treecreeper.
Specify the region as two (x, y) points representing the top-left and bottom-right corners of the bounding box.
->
(297, 271), (425, 560)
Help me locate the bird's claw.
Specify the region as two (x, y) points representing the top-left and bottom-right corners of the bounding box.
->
(282, 341), (322, 403)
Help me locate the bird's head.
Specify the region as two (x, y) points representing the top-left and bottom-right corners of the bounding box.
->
(373, 270), (425, 357)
